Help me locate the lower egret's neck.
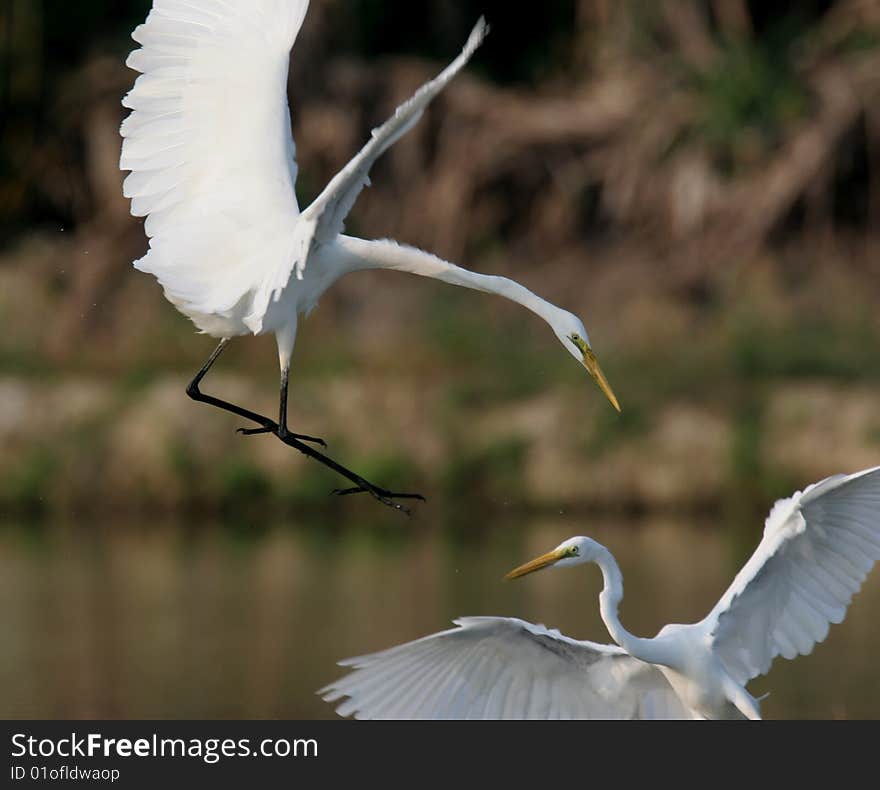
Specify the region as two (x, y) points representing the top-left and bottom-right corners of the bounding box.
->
(336, 235), (562, 325)
(593, 546), (669, 666)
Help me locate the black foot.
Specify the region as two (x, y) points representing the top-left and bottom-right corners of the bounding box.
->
(236, 425), (327, 447)
(332, 485), (426, 514)
(185, 341), (419, 516)
(257, 419), (421, 516)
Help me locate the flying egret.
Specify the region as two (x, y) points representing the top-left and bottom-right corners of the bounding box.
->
(119, 0), (620, 512)
(320, 465), (880, 718)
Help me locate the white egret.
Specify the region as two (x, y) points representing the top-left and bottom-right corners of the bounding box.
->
(320, 465), (880, 718)
(119, 0), (620, 511)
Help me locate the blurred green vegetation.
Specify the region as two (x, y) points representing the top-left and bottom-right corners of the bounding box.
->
(6, 1), (878, 238)
(2, 283), (878, 522)
(685, 27), (809, 173)
(0, 444), (56, 516)
(2, 0), (880, 524)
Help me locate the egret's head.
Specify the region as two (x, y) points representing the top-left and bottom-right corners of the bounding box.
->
(505, 536), (601, 579)
(552, 312), (620, 413)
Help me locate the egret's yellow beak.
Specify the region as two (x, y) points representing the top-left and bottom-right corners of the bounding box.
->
(505, 547), (567, 580)
(579, 342), (621, 413)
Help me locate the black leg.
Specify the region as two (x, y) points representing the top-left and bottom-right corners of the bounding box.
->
(186, 339), (275, 429)
(280, 364), (289, 428)
(237, 365), (326, 446)
(186, 340), (425, 513)
(332, 487), (427, 501)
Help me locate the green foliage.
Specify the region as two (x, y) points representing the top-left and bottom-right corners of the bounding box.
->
(343, 453), (415, 497)
(439, 436), (528, 539)
(276, 445), (415, 513)
(1, 1), (877, 523)
(120, 365), (159, 396)
(0, 347), (54, 377)
(834, 27), (880, 56)
(168, 439), (199, 492)
(730, 316), (880, 382)
(442, 437), (528, 506)
(685, 33), (808, 173)
(217, 458), (274, 519)
(281, 461), (341, 508)
(728, 395), (763, 492)
(1, 446), (58, 516)
(424, 291), (564, 407)
(585, 400), (649, 457)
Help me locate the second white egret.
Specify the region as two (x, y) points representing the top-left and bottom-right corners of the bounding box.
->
(321, 465), (880, 718)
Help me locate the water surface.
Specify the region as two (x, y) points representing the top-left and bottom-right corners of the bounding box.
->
(1, 515), (878, 719)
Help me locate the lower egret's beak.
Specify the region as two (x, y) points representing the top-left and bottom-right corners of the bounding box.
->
(581, 346), (621, 413)
(505, 547), (567, 580)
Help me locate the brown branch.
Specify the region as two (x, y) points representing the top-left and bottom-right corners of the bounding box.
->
(710, 0), (753, 39)
(660, 0), (718, 70)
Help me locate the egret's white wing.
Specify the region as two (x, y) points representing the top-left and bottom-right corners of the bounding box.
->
(120, 0), (309, 333)
(289, 18), (489, 282)
(319, 616), (690, 720)
(701, 466), (880, 685)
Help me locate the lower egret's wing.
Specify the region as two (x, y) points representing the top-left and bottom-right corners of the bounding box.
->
(120, 0), (309, 333)
(700, 466), (880, 685)
(290, 18), (489, 281)
(319, 616), (690, 720)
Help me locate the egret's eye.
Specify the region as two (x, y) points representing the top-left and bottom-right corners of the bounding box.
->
(569, 333), (581, 345)
(569, 545), (579, 556)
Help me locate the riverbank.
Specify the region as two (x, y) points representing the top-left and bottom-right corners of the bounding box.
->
(3, 369), (878, 521)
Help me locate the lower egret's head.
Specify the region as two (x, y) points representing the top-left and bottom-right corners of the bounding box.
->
(505, 536), (602, 579)
(552, 312), (620, 412)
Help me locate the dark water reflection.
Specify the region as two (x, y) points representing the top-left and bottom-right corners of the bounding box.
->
(2, 515), (878, 719)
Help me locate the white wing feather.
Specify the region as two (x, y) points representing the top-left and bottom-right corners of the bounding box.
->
(319, 616), (690, 720)
(701, 466), (880, 684)
(289, 18), (489, 282)
(120, 0), (309, 334)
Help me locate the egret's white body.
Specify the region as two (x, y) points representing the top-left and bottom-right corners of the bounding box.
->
(119, 1), (619, 504)
(320, 465), (880, 719)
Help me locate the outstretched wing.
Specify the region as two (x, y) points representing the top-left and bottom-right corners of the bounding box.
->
(289, 18), (489, 281)
(319, 616), (690, 720)
(120, 0), (309, 333)
(701, 466), (880, 685)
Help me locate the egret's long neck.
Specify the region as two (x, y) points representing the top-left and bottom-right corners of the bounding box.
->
(336, 236), (562, 325)
(593, 546), (670, 666)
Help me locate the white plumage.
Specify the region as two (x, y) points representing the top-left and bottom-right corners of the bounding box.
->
(322, 617), (690, 720)
(121, 0), (308, 336)
(700, 465), (880, 684)
(120, 1), (620, 506)
(320, 466), (880, 719)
